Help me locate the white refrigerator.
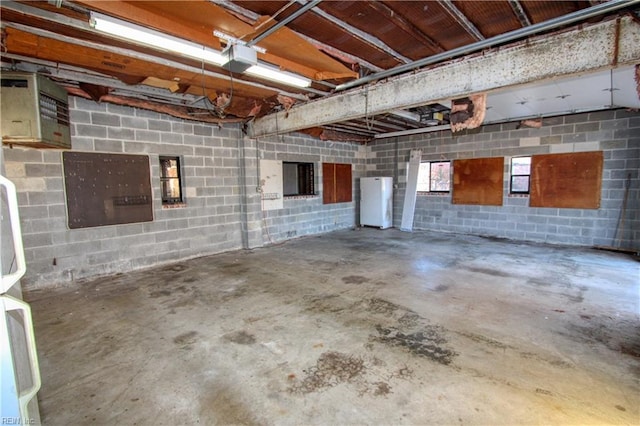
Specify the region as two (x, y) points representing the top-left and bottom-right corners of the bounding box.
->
(1, 154), (41, 424)
(360, 177), (393, 229)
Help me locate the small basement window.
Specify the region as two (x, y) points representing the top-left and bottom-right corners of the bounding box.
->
(430, 161), (451, 192)
(510, 156), (531, 194)
(159, 156), (183, 204)
(283, 162), (315, 196)
(413, 161), (451, 192)
(412, 161), (451, 193)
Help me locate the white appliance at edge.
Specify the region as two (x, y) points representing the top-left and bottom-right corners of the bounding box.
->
(360, 177), (393, 229)
(1, 150), (42, 424)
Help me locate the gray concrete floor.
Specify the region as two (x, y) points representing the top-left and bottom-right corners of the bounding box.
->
(26, 228), (639, 425)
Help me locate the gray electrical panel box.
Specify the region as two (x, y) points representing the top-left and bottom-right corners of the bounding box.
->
(221, 44), (257, 73)
(1, 71), (71, 149)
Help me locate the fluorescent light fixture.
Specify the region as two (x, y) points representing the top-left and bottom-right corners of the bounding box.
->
(246, 64), (311, 88)
(91, 12), (224, 66)
(90, 12), (312, 89)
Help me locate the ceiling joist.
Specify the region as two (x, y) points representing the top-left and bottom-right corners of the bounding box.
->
(365, 1), (446, 54)
(440, 0), (486, 41)
(508, 0), (533, 27)
(214, 0), (385, 73)
(300, 0), (412, 64)
(2, 0), (638, 137)
(249, 16), (640, 138)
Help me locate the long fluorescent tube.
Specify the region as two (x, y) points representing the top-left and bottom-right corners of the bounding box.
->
(246, 65), (311, 88)
(91, 12), (224, 65)
(90, 12), (312, 89)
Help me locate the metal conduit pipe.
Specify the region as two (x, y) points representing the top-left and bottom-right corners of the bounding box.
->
(336, 0), (640, 92)
(247, 0), (322, 47)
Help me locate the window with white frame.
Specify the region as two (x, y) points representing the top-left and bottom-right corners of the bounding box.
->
(429, 161), (451, 192)
(412, 160), (451, 193)
(510, 156), (531, 194)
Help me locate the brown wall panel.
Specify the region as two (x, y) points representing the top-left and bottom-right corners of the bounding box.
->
(452, 157), (504, 206)
(530, 151), (603, 209)
(323, 162), (352, 204)
(335, 163), (353, 203)
(322, 162), (335, 204)
(63, 152), (153, 228)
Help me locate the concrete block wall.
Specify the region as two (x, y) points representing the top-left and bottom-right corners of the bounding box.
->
(367, 109), (639, 250)
(256, 135), (366, 243)
(3, 97), (364, 289)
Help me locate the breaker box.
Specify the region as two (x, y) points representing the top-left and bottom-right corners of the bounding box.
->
(1, 71), (71, 149)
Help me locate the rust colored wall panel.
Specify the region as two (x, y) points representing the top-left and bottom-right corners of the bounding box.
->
(335, 163), (353, 203)
(322, 162), (335, 204)
(530, 151), (603, 209)
(452, 157), (504, 206)
(63, 152), (153, 229)
(323, 162), (352, 204)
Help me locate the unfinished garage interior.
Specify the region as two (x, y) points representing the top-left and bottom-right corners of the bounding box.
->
(1, 0), (639, 424)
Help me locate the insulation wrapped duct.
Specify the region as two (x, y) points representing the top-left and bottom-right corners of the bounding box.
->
(450, 93), (486, 132)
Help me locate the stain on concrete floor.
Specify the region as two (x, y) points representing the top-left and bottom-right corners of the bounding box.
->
(289, 351), (366, 394)
(341, 275), (370, 284)
(173, 331), (198, 347)
(25, 228), (640, 425)
(223, 330), (256, 345)
(373, 325), (457, 365)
